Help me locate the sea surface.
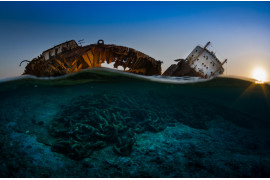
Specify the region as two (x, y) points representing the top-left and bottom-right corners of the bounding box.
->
(0, 68), (270, 177)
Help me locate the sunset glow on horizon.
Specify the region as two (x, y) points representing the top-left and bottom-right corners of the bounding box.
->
(0, 1), (270, 81)
(253, 67), (267, 83)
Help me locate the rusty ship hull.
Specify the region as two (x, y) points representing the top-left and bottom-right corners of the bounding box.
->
(21, 40), (162, 77)
(21, 40), (226, 78)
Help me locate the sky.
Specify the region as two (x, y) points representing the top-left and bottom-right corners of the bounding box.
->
(0, 1), (270, 81)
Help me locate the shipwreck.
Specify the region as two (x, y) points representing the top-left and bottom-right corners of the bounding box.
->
(20, 40), (227, 78)
(163, 41), (227, 78)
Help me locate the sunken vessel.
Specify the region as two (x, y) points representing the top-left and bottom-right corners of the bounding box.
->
(20, 40), (227, 78)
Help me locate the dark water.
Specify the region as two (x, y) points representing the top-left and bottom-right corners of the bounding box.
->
(0, 68), (270, 177)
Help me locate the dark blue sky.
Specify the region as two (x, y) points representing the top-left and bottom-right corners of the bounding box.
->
(1, 1), (270, 80)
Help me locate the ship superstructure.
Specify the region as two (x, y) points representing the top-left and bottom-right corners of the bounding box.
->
(186, 42), (227, 78)
(163, 42), (227, 78)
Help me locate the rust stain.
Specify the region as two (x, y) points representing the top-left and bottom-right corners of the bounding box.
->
(22, 40), (162, 77)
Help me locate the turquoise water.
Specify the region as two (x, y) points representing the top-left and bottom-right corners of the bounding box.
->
(0, 68), (270, 177)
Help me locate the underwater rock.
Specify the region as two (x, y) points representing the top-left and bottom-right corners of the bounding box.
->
(48, 92), (174, 160)
(113, 129), (136, 156)
(51, 139), (93, 160)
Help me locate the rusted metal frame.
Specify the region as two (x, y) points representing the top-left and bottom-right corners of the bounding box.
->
(86, 53), (93, 67)
(210, 59), (227, 78)
(22, 40), (162, 76)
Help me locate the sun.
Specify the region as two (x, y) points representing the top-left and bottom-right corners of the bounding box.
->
(252, 67), (267, 83)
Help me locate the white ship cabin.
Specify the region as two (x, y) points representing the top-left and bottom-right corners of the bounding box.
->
(42, 40), (78, 61)
(186, 42), (226, 78)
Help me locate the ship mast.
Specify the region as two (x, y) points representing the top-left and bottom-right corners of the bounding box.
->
(210, 59), (228, 78)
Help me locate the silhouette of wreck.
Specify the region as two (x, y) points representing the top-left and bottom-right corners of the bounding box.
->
(20, 40), (226, 78)
(163, 42), (227, 78)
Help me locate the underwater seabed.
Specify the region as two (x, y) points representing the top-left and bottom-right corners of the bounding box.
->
(0, 68), (270, 177)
